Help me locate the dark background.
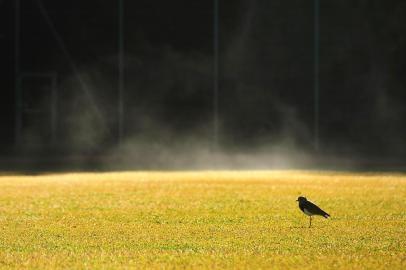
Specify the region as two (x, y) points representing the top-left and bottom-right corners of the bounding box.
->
(1, 0), (406, 170)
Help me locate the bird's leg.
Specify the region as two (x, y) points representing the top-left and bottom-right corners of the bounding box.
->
(309, 216), (312, 228)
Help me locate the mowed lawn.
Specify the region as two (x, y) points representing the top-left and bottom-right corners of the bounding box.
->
(0, 171), (405, 269)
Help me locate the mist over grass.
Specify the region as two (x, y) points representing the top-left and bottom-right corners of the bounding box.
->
(104, 137), (313, 170)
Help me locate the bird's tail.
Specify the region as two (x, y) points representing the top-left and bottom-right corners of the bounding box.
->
(323, 213), (330, 218)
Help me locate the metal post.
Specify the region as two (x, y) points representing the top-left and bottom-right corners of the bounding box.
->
(51, 73), (58, 145)
(118, 0), (124, 144)
(15, 0), (21, 145)
(213, 0), (219, 150)
(314, 0), (320, 151)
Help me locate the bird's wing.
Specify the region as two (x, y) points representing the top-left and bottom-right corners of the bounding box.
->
(306, 201), (330, 218)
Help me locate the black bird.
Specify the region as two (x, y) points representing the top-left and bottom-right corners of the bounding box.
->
(296, 196), (330, 228)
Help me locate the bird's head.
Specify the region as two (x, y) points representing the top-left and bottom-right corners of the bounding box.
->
(296, 196), (307, 202)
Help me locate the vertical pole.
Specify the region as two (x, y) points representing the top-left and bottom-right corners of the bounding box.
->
(51, 74), (57, 145)
(118, 0), (124, 144)
(213, 0), (219, 150)
(314, 0), (320, 151)
(15, 0), (21, 145)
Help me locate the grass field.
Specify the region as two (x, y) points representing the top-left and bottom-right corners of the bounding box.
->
(0, 171), (405, 269)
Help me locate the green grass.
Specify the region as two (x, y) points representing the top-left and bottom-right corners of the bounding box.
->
(0, 171), (405, 269)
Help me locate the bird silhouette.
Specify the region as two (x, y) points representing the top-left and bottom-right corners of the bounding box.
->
(297, 196), (330, 228)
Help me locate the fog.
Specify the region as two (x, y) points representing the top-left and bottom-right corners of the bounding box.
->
(2, 0), (406, 171)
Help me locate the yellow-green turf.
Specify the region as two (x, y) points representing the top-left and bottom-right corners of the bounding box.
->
(0, 171), (405, 269)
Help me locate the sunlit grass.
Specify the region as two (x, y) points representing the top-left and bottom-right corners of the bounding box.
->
(0, 171), (405, 269)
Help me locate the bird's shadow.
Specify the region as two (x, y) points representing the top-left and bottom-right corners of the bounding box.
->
(288, 225), (329, 229)
(288, 226), (308, 229)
